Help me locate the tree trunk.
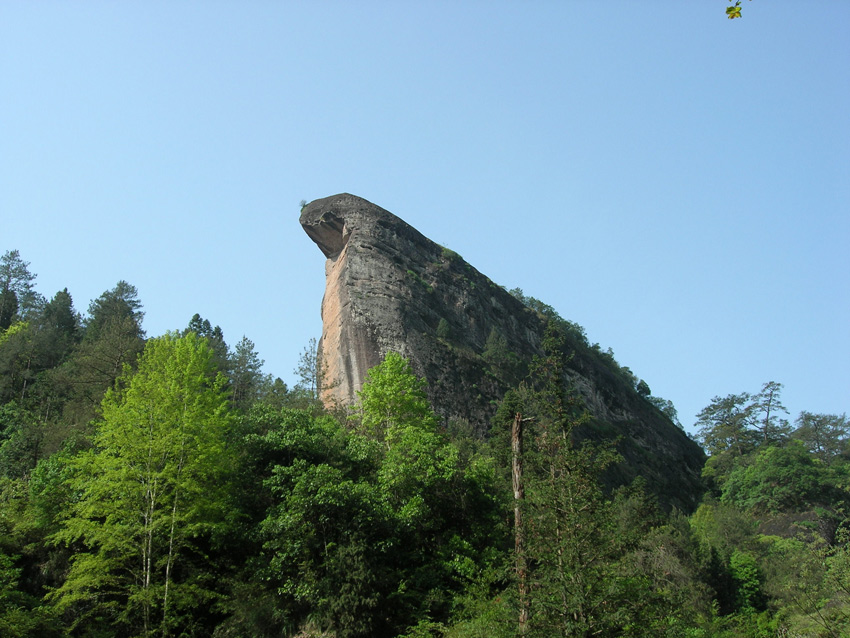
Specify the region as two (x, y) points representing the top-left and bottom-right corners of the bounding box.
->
(512, 411), (529, 635)
(162, 424), (188, 636)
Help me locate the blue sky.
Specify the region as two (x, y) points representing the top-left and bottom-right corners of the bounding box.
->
(2, 1), (847, 434)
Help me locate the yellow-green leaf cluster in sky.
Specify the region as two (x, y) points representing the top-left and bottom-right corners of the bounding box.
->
(726, 0), (752, 19)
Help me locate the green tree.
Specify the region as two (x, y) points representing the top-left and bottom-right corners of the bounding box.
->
(0, 250), (43, 322)
(0, 550), (60, 637)
(84, 280), (144, 342)
(482, 327), (522, 381)
(10, 290), (87, 462)
(625, 511), (715, 629)
(293, 337), (325, 402)
(253, 355), (503, 638)
(793, 411), (849, 464)
(184, 313), (229, 373)
(648, 395), (682, 428)
(357, 352), (501, 635)
(721, 441), (839, 514)
(0, 323), (37, 404)
(58, 285), (146, 423)
(760, 530), (850, 637)
(696, 384), (799, 496)
(0, 402), (43, 479)
(696, 392), (760, 494)
(500, 321), (662, 637)
(355, 351), (437, 444)
(256, 411), (390, 638)
(256, 376), (291, 410)
(228, 336), (265, 412)
(729, 550), (764, 612)
(57, 314), (144, 424)
(50, 333), (233, 636)
(436, 317), (451, 340)
(522, 434), (632, 637)
(750, 381), (790, 445)
(37, 289), (80, 367)
(0, 289), (80, 413)
(696, 392), (757, 458)
(0, 290), (17, 332)
(689, 500), (759, 615)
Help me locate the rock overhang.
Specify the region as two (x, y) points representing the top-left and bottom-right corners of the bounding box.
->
(299, 195), (358, 259)
(301, 213), (350, 259)
(300, 193), (427, 260)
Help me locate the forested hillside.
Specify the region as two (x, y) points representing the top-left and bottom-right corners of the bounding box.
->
(1, 248), (848, 638)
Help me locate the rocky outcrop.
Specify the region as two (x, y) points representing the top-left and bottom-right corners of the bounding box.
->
(300, 193), (705, 510)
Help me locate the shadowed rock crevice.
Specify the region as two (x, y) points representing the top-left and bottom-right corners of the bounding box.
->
(301, 213), (350, 259)
(300, 193), (705, 510)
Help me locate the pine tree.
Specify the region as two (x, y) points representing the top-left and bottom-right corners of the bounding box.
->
(0, 250), (43, 321)
(229, 335), (265, 411)
(504, 321), (656, 637)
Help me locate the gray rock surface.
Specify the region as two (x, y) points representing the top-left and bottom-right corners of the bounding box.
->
(300, 193), (705, 509)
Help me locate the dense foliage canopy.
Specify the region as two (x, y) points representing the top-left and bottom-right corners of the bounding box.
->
(0, 249), (847, 637)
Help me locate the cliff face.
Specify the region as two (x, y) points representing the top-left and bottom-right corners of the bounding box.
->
(300, 193), (705, 509)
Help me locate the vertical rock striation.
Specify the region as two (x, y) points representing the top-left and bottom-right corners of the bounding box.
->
(300, 193), (704, 509)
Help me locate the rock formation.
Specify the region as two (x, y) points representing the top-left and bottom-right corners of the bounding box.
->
(300, 193), (704, 509)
